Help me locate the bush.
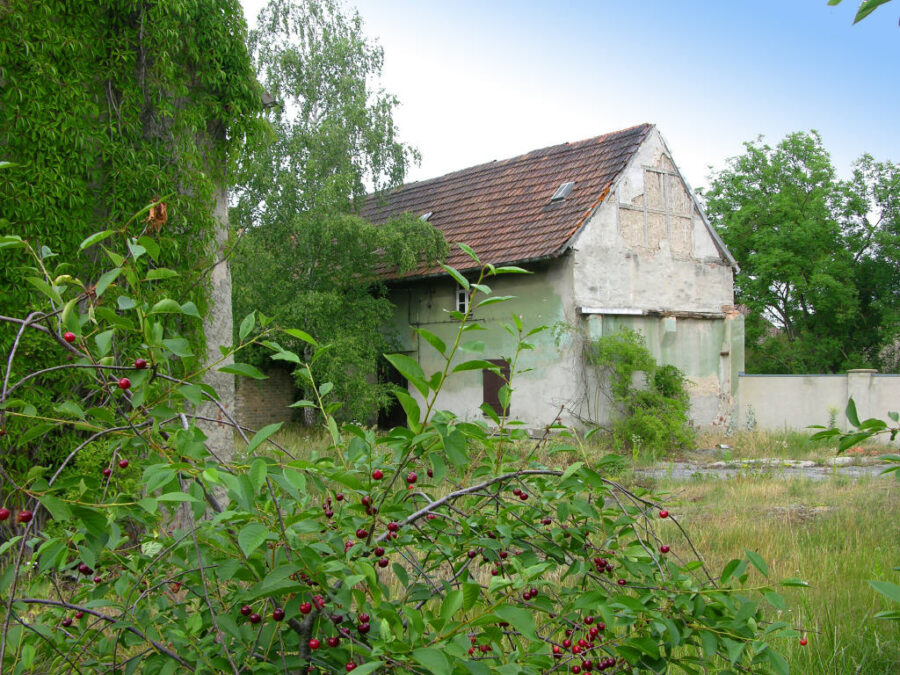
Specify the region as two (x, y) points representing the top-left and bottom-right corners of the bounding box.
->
(588, 329), (694, 456)
(0, 231), (798, 673)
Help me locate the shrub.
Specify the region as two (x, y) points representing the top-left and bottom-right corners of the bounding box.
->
(588, 329), (694, 456)
(0, 231), (798, 673)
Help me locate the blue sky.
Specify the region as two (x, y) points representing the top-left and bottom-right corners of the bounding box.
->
(241, 0), (899, 190)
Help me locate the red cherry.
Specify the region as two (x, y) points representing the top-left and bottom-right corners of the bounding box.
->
(308, 638), (320, 650)
(16, 510), (33, 523)
(61, 617), (73, 627)
(660, 545), (670, 554)
(134, 358), (147, 369)
(357, 622), (370, 634)
(563, 639), (572, 648)
(406, 472), (417, 484)
(553, 645), (562, 656)
(63, 332), (76, 343)
(345, 663), (357, 672)
(572, 666), (582, 674)
(658, 510), (669, 519)
(355, 528), (368, 539)
(371, 469), (384, 480)
(240, 605), (252, 616)
(118, 377), (131, 390)
(584, 615), (594, 624)
(617, 578), (626, 586)
(0, 508), (10, 521)
(335, 493), (344, 501)
(118, 459), (129, 469)
(357, 613), (369, 622)
(799, 637), (808, 646)
(378, 557), (389, 568)
(273, 608), (285, 621)
(74, 611), (84, 620)
(249, 613), (261, 624)
(102, 467), (112, 477)
(519, 492), (528, 500)
(299, 602), (312, 614)
(426, 468), (434, 477)
(327, 636), (340, 648)
(93, 575), (101, 583)
(374, 546), (385, 556)
(387, 521), (400, 532)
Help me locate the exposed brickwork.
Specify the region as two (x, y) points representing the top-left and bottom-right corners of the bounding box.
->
(235, 367), (298, 430)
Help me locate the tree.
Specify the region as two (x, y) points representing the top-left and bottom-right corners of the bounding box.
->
(702, 131), (900, 373)
(231, 0), (446, 421)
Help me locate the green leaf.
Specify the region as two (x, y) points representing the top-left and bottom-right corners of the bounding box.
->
(491, 265), (530, 274)
(94, 329), (114, 357)
(475, 295), (515, 308)
(345, 662), (383, 675)
(493, 605), (537, 640)
(61, 296), (80, 333)
(40, 495), (72, 521)
(414, 327), (446, 356)
(26, 277), (63, 304)
(868, 580), (900, 604)
(246, 422), (283, 454)
(239, 311), (256, 341)
(457, 242), (480, 264)
(145, 268), (179, 281)
(440, 263), (469, 291)
(149, 298), (182, 314)
(845, 398), (860, 427)
(411, 648), (450, 675)
(745, 550), (769, 578)
(462, 582), (481, 611)
(95, 267), (121, 298)
(180, 302), (202, 318)
(283, 328), (318, 346)
(452, 359), (502, 374)
(385, 353), (429, 397)
(393, 388), (421, 432)
(238, 522), (275, 557)
(249, 458), (268, 492)
(219, 363), (267, 380)
(163, 338), (193, 358)
(440, 589), (463, 623)
(79, 230), (116, 251)
(854, 0), (892, 23)
(157, 492), (202, 503)
(0, 235), (25, 250)
(779, 578), (810, 587)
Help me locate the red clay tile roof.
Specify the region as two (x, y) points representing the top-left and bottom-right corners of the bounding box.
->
(362, 123), (653, 278)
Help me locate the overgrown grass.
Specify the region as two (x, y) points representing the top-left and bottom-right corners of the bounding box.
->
(645, 474), (900, 674)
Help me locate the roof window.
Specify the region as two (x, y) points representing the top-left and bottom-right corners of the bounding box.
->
(420, 212), (433, 221)
(550, 181), (574, 202)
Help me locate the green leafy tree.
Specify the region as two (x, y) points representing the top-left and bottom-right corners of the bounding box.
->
(702, 131), (900, 373)
(232, 0), (446, 421)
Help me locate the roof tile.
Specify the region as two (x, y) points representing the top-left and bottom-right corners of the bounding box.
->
(362, 123), (653, 277)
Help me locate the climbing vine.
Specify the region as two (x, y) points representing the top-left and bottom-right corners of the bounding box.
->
(0, 0), (263, 472)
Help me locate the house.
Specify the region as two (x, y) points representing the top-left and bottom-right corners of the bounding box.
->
(362, 123), (744, 431)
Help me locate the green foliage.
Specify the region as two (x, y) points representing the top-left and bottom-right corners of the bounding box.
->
(828, 0), (895, 23)
(231, 0), (447, 421)
(703, 131), (900, 374)
(0, 236), (796, 673)
(0, 1), (262, 467)
(588, 329), (694, 455)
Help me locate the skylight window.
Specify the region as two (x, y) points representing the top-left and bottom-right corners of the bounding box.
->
(550, 181), (574, 202)
(420, 212), (433, 221)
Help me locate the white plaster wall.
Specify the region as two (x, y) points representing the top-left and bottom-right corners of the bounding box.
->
(737, 372), (900, 431)
(569, 128), (733, 313)
(392, 256), (585, 431)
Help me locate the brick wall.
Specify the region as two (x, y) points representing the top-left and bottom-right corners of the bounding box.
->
(235, 367), (298, 430)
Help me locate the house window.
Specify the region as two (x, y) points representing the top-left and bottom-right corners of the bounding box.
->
(482, 359), (510, 417)
(456, 283), (469, 314)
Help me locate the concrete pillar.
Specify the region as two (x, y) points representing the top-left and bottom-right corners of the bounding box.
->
(846, 368), (878, 428)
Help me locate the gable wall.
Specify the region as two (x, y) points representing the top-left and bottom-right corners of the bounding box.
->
(570, 128), (733, 313)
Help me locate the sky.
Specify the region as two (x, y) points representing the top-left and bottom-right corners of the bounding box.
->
(240, 0), (899, 191)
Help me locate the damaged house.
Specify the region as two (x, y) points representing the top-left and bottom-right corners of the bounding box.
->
(363, 123), (744, 430)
